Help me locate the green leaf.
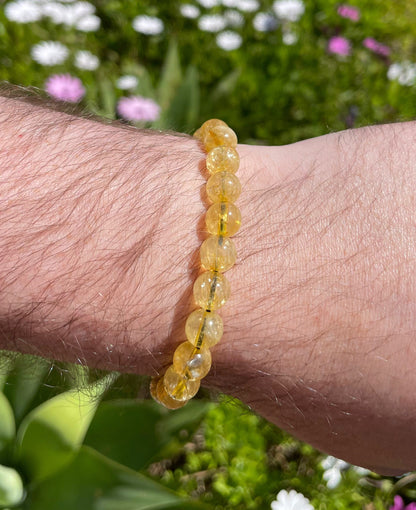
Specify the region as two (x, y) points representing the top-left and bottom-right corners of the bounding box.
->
(209, 68), (241, 105)
(0, 393), (15, 459)
(136, 67), (156, 98)
(2, 355), (51, 426)
(98, 77), (117, 118)
(15, 372), (117, 483)
(26, 445), (210, 510)
(0, 352), (14, 392)
(84, 399), (210, 471)
(159, 398), (211, 439)
(158, 65), (199, 132)
(157, 39), (182, 110)
(0, 464), (24, 508)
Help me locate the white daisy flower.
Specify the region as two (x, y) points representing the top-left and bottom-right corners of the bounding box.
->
(43, 1), (96, 26)
(352, 466), (371, 476)
(320, 456), (349, 489)
(180, 4), (200, 18)
(75, 14), (100, 31)
(5, 0), (42, 23)
(387, 63), (402, 81)
(273, 0), (305, 22)
(74, 50), (99, 70)
(253, 12), (277, 31)
(42, 2), (68, 24)
(132, 15), (164, 35)
(387, 61), (416, 86)
(236, 0), (259, 12)
(116, 75), (139, 90)
(323, 467), (342, 489)
(31, 41), (69, 66)
(397, 66), (416, 86)
(197, 0), (220, 7)
(271, 489), (314, 510)
(198, 14), (227, 32)
(224, 10), (244, 28)
(70, 1), (96, 18)
(282, 31), (298, 44)
(216, 30), (242, 50)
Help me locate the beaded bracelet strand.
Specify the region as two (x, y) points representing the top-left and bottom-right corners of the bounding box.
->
(150, 119), (241, 409)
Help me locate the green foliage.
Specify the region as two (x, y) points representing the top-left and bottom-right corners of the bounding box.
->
(84, 399), (211, 471)
(148, 396), (404, 510)
(0, 353), (212, 509)
(25, 446), (208, 510)
(0, 393), (15, 458)
(2, 0), (416, 140)
(15, 371), (117, 483)
(0, 464), (24, 508)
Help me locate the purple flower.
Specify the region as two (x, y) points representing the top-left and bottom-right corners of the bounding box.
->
(117, 96), (160, 122)
(328, 36), (351, 56)
(363, 37), (390, 57)
(45, 74), (85, 102)
(390, 496), (416, 510)
(337, 4), (360, 21)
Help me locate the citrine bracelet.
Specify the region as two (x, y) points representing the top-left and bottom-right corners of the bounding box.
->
(150, 119), (241, 409)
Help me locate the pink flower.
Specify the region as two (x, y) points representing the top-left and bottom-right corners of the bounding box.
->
(328, 36), (351, 56)
(117, 96), (160, 122)
(390, 496), (416, 510)
(337, 4), (360, 22)
(45, 74), (85, 102)
(363, 37), (390, 57)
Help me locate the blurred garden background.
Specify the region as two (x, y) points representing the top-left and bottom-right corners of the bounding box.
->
(1, 0), (416, 508)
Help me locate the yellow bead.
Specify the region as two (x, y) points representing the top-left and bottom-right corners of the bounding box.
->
(194, 119), (228, 140)
(156, 376), (188, 409)
(206, 171), (241, 203)
(185, 308), (223, 348)
(204, 125), (238, 152)
(206, 147), (240, 175)
(173, 341), (212, 380)
(200, 236), (237, 272)
(206, 202), (241, 237)
(193, 270), (230, 311)
(163, 365), (200, 401)
(193, 127), (203, 141)
(150, 375), (162, 404)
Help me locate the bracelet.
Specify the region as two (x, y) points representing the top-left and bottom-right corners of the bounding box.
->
(150, 119), (241, 409)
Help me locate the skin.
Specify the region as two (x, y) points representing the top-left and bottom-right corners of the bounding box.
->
(0, 89), (415, 474)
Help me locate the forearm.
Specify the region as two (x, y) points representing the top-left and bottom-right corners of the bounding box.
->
(1, 88), (416, 473)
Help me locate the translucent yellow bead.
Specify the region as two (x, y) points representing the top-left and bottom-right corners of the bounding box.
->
(206, 147), (240, 175)
(206, 171), (241, 203)
(204, 125), (238, 153)
(156, 376), (188, 409)
(150, 375), (162, 404)
(194, 119), (228, 141)
(173, 341), (212, 380)
(193, 270), (230, 311)
(206, 202), (241, 237)
(185, 308), (223, 349)
(200, 236), (237, 272)
(163, 365), (200, 401)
